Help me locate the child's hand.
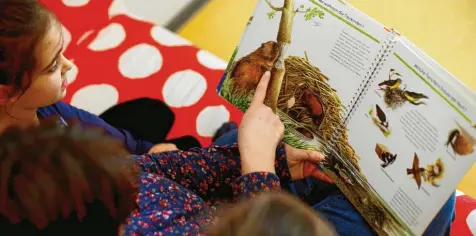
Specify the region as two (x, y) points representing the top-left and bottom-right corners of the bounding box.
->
(285, 144), (332, 183)
(238, 71), (284, 175)
(148, 143), (178, 154)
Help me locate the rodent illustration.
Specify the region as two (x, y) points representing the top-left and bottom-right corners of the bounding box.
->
(231, 41), (280, 92)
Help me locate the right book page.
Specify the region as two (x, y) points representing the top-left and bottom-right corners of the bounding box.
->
(397, 35), (476, 102)
(345, 35), (476, 235)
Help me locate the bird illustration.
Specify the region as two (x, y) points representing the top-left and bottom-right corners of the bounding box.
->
(378, 78), (402, 90)
(388, 68), (402, 78)
(446, 126), (475, 156)
(375, 144), (397, 168)
(402, 90), (428, 105)
(381, 152), (397, 168)
(375, 104), (388, 128)
(425, 158), (445, 188)
(406, 153), (425, 189)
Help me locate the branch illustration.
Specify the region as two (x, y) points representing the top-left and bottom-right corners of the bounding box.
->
(264, 0), (283, 11)
(295, 4), (305, 13)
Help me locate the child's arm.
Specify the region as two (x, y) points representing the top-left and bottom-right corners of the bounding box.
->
(134, 142), (291, 200)
(52, 102), (154, 154)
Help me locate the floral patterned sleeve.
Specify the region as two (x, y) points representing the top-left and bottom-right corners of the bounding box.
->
(231, 144), (291, 199)
(135, 142), (291, 200)
(231, 172), (281, 199)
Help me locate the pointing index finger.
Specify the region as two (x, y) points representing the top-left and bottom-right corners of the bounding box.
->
(251, 71), (271, 106)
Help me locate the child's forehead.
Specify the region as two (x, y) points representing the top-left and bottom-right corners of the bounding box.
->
(34, 22), (63, 66)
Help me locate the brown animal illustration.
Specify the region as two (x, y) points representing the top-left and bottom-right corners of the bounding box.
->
(446, 129), (475, 156)
(375, 144), (397, 168)
(375, 104), (388, 128)
(231, 41), (280, 91)
(406, 153), (425, 189)
(302, 88), (325, 126)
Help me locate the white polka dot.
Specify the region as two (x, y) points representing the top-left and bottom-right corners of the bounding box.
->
(456, 190), (465, 197)
(67, 62), (78, 84)
(88, 23), (126, 51)
(62, 25), (72, 50)
(62, 0), (90, 7)
(196, 50), (228, 70)
(196, 106), (230, 137)
(77, 30), (94, 45)
(150, 26), (192, 47)
(162, 70), (207, 108)
(467, 210), (476, 235)
(70, 84), (119, 115)
(119, 43), (163, 79)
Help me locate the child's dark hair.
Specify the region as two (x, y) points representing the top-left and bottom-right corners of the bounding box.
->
(0, 119), (138, 235)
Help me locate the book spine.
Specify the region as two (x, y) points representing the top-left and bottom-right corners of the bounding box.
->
(324, 32), (396, 158)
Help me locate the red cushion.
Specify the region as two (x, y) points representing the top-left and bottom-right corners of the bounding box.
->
(41, 0), (243, 146)
(452, 191), (476, 235)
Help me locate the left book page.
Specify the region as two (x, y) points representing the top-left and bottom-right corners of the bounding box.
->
(217, 0), (392, 151)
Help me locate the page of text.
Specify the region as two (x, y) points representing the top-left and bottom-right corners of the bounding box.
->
(347, 38), (476, 235)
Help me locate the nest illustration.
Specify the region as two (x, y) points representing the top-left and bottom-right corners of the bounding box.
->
(383, 87), (406, 110)
(276, 56), (359, 167)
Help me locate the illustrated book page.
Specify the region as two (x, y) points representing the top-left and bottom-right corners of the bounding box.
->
(217, 0), (393, 153)
(397, 35), (476, 102)
(343, 36), (476, 235)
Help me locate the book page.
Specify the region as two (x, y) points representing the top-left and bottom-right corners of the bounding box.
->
(217, 0), (392, 152)
(398, 35), (476, 102)
(345, 37), (476, 235)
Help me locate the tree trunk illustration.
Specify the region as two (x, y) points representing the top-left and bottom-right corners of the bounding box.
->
(264, 0), (294, 111)
(264, 0), (324, 111)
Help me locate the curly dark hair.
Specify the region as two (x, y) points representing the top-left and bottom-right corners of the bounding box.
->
(0, 118), (139, 235)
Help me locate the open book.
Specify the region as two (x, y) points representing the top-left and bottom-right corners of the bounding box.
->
(216, 0), (476, 235)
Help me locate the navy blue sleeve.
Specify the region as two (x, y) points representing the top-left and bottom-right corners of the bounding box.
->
(52, 102), (154, 154)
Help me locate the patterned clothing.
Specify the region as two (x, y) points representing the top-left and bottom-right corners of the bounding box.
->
(215, 129), (456, 236)
(124, 142), (291, 235)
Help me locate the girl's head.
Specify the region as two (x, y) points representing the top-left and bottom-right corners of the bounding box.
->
(209, 192), (337, 236)
(0, 0), (72, 114)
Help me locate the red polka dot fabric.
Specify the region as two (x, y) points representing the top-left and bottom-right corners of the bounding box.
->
(42, 1), (474, 235)
(41, 0), (243, 147)
(454, 190), (476, 235)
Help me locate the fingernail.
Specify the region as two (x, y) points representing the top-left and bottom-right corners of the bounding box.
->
(264, 71), (271, 77)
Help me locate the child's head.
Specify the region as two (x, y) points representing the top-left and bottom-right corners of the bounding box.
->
(0, 0), (73, 114)
(0, 119), (138, 235)
(208, 192), (337, 236)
